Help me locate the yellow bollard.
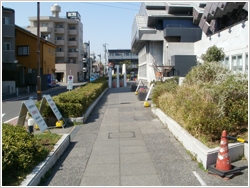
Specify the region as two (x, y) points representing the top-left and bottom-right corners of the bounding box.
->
(144, 101), (149, 107)
(135, 91), (138, 95)
(56, 120), (64, 128)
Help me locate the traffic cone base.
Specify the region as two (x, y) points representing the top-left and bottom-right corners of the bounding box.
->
(207, 130), (243, 179)
(207, 164), (242, 180)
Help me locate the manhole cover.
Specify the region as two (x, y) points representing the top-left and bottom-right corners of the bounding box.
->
(108, 131), (135, 139)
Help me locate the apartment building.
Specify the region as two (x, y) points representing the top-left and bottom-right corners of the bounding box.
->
(25, 4), (84, 83)
(131, 2), (248, 84)
(108, 49), (138, 74)
(2, 6), (16, 73)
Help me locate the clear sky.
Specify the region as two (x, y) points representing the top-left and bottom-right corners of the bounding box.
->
(2, 1), (142, 62)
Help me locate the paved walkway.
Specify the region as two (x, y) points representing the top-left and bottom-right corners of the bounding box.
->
(43, 86), (248, 186)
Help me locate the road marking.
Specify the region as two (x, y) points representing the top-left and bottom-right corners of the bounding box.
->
(4, 116), (19, 124)
(193, 171), (207, 186)
(2, 113), (6, 118)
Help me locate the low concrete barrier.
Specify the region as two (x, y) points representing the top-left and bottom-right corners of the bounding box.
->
(151, 106), (247, 169)
(20, 134), (70, 186)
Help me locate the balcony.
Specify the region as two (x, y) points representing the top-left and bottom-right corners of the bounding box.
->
(40, 26), (52, 32)
(2, 24), (15, 37)
(68, 41), (77, 46)
(54, 40), (65, 45)
(68, 52), (77, 57)
(55, 52), (65, 57)
(68, 30), (77, 35)
(2, 50), (15, 63)
(164, 26), (202, 42)
(55, 28), (65, 34)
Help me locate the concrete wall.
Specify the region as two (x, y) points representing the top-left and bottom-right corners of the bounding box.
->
(167, 43), (195, 66)
(194, 20), (248, 71)
(2, 81), (16, 94)
(170, 55), (197, 77)
(56, 63), (83, 83)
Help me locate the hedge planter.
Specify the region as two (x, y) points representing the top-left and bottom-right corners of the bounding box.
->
(137, 92), (147, 101)
(130, 85), (137, 92)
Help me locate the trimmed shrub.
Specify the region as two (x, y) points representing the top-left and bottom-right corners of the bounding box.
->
(36, 77), (108, 118)
(151, 77), (179, 105)
(152, 62), (248, 145)
(2, 124), (49, 185)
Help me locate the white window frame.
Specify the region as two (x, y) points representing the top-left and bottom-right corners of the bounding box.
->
(3, 17), (10, 25)
(245, 53), (248, 74)
(3, 42), (11, 50)
(232, 54), (243, 72)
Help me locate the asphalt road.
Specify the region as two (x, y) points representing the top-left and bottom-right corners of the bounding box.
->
(2, 83), (86, 123)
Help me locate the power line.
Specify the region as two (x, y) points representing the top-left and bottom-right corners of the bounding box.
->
(119, 2), (140, 7)
(82, 2), (139, 11)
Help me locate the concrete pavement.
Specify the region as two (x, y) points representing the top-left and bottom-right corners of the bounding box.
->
(41, 86), (248, 186)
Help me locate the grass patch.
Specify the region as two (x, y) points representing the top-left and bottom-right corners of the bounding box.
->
(35, 133), (62, 151)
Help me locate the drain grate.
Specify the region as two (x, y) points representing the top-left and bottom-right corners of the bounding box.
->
(108, 131), (135, 139)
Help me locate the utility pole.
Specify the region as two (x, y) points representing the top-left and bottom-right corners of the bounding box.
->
(37, 2), (41, 101)
(103, 43), (107, 76)
(98, 54), (102, 76)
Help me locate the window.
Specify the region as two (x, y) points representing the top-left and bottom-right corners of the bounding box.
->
(245, 54), (248, 74)
(68, 26), (76, 30)
(56, 48), (63, 52)
(55, 36), (63, 40)
(221, 56), (229, 69)
(49, 48), (51, 53)
(3, 43), (11, 50)
(3, 17), (10, 25)
(17, 46), (30, 56)
(232, 55), (243, 72)
(55, 24), (63, 28)
(41, 23), (48, 27)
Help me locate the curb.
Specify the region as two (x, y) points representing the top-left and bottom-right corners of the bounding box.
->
(20, 87), (108, 186)
(20, 134), (70, 186)
(65, 88), (108, 123)
(151, 106), (248, 169)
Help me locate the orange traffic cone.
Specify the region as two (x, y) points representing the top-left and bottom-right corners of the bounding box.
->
(216, 130), (231, 171)
(120, 81), (123, 87)
(207, 130), (242, 180)
(113, 82), (116, 88)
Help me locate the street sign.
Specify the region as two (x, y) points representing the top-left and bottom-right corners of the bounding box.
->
(17, 100), (48, 133)
(40, 95), (66, 128)
(67, 75), (74, 90)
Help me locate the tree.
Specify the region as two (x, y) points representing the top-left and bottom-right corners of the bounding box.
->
(201, 45), (225, 62)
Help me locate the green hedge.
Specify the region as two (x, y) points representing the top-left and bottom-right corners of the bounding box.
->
(152, 62), (248, 145)
(36, 77), (108, 118)
(2, 124), (49, 186)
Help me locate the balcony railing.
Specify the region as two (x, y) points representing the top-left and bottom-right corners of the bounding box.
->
(68, 41), (77, 46)
(40, 26), (52, 32)
(54, 40), (65, 45)
(68, 52), (77, 57)
(55, 28), (65, 34)
(68, 30), (77, 35)
(55, 52), (65, 57)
